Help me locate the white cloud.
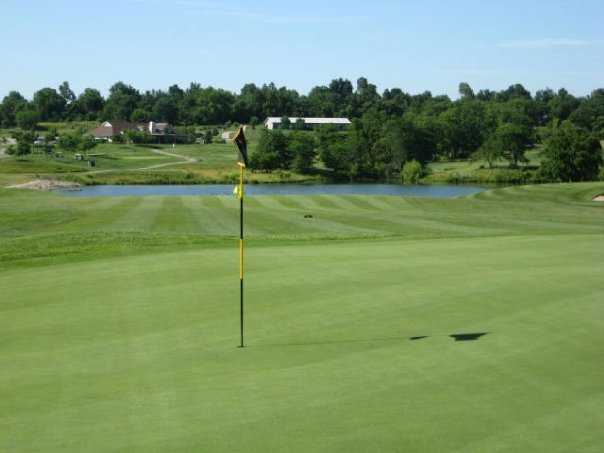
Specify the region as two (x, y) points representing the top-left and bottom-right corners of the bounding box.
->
(497, 38), (595, 49)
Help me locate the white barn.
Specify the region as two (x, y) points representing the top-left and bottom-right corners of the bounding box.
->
(264, 117), (351, 130)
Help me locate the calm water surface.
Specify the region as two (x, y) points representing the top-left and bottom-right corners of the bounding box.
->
(58, 184), (485, 198)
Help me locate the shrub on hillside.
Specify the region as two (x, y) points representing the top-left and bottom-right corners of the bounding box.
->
(446, 169), (536, 185)
(401, 160), (423, 184)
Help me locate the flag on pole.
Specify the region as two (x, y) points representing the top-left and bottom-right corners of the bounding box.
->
(233, 184), (244, 199)
(233, 126), (249, 167)
(232, 128), (247, 348)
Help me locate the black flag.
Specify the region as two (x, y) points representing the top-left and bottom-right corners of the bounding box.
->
(233, 126), (249, 167)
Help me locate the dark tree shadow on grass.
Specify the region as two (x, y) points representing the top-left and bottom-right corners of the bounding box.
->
(450, 333), (488, 342)
(253, 333), (489, 348)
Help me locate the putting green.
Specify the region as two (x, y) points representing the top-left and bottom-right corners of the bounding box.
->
(1, 183), (603, 451)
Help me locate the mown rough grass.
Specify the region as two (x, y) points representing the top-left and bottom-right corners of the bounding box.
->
(0, 183), (603, 452)
(0, 144), (182, 174)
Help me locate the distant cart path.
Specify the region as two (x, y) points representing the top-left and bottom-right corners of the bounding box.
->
(3, 147), (201, 189)
(85, 148), (197, 175)
(144, 148), (197, 169)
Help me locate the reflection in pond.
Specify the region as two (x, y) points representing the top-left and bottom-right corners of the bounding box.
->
(58, 183), (486, 198)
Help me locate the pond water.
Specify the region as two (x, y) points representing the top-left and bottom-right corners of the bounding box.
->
(58, 184), (486, 198)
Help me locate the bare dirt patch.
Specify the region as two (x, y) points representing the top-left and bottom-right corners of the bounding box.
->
(0, 137), (16, 159)
(8, 179), (81, 191)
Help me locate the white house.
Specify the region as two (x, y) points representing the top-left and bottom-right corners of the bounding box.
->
(264, 117), (351, 130)
(92, 121), (175, 142)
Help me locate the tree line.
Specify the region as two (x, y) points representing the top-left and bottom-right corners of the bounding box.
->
(1, 78), (603, 132)
(1, 77), (603, 182)
(248, 80), (603, 183)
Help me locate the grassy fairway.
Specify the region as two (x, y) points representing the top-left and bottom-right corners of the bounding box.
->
(1, 184), (604, 451)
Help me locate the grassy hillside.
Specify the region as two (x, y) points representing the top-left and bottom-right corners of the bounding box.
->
(6, 125), (594, 186)
(0, 143), (186, 172)
(0, 127), (323, 185)
(424, 149), (543, 184)
(1, 183), (604, 452)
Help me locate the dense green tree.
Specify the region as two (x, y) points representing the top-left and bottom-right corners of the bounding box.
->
(497, 84), (532, 102)
(123, 129), (151, 144)
(33, 88), (66, 121)
(540, 121), (603, 181)
(250, 129), (290, 170)
(57, 129), (97, 152)
(102, 82), (141, 120)
(233, 84), (264, 122)
(186, 86), (234, 124)
(328, 78), (354, 115)
(307, 86), (335, 117)
(0, 91), (28, 127)
(15, 110), (40, 130)
(381, 88), (411, 117)
(499, 98), (539, 127)
(289, 132), (316, 173)
(130, 108), (150, 123)
(493, 123), (532, 167)
(534, 88), (555, 124)
(352, 77), (380, 116)
(79, 134), (98, 152)
(548, 89), (580, 123)
(74, 88), (104, 120)
(317, 125), (352, 178)
(594, 116), (604, 139)
(458, 82), (475, 99)
(11, 130), (35, 156)
(58, 131), (82, 152)
(348, 110), (386, 178)
(59, 81), (76, 103)
(476, 89), (496, 102)
(474, 135), (503, 168)
(439, 100), (493, 159)
(569, 89), (604, 132)
(381, 115), (438, 174)
(244, 83), (300, 119)
(168, 84), (184, 99)
(152, 97), (179, 123)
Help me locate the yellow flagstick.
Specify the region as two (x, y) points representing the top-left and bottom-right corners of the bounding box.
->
(238, 162), (245, 348)
(233, 126), (248, 349)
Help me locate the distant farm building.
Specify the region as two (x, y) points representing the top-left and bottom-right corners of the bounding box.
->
(147, 121), (175, 137)
(91, 121), (135, 141)
(92, 121), (176, 142)
(264, 117), (351, 131)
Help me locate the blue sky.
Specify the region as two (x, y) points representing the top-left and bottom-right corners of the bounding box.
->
(2, 0), (603, 99)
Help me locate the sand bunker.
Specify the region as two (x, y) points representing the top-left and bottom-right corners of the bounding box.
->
(593, 195), (604, 202)
(8, 179), (80, 191)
